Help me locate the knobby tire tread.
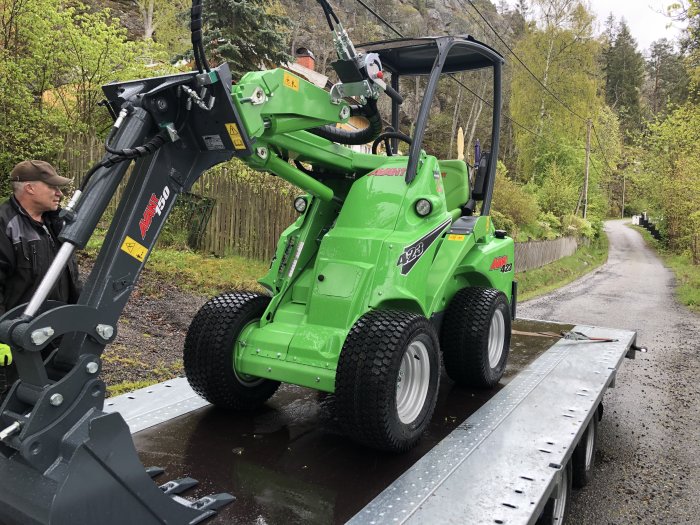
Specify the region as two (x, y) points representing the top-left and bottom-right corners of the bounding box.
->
(440, 287), (511, 388)
(335, 310), (440, 452)
(184, 292), (279, 410)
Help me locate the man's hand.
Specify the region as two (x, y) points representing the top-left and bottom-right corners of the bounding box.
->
(0, 343), (11, 366)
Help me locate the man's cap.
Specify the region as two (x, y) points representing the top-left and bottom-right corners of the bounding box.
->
(10, 160), (72, 187)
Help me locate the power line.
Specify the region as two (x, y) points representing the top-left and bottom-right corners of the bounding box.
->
(351, 0), (589, 154)
(460, 0), (589, 124)
(591, 124), (615, 175)
(354, 0), (402, 37)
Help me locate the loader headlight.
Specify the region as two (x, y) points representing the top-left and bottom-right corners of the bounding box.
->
(294, 196), (308, 213)
(415, 198), (432, 217)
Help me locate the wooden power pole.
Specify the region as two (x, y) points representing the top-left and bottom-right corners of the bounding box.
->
(583, 119), (591, 219)
(621, 172), (626, 219)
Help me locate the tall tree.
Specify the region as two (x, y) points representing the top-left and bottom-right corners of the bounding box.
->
(604, 20), (644, 139)
(510, 1), (599, 183)
(202, 0), (291, 79)
(644, 38), (689, 116)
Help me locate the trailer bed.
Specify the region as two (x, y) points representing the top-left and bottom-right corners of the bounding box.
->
(105, 319), (636, 524)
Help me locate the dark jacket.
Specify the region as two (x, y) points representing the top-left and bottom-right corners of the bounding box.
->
(0, 196), (80, 315)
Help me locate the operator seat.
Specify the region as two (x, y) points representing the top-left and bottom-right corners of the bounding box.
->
(438, 160), (470, 221)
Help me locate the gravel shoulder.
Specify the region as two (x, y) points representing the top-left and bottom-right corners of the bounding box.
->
(518, 219), (700, 524)
(77, 253), (211, 391)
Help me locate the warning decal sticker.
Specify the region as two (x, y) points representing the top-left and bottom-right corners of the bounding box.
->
(225, 123), (246, 150)
(283, 72), (300, 91)
(121, 235), (148, 262)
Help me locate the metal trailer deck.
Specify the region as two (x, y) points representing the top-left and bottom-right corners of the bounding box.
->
(105, 319), (636, 525)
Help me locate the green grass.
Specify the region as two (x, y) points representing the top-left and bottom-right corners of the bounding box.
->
(107, 380), (160, 397)
(147, 249), (268, 296)
(515, 234), (609, 302)
(630, 225), (700, 312)
(84, 228), (268, 296)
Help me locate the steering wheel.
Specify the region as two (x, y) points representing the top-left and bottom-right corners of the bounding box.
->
(371, 131), (413, 156)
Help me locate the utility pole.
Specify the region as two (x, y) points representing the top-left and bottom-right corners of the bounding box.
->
(583, 119), (591, 219)
(621, 172), (626, 219)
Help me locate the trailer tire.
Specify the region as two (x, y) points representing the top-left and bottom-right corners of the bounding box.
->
(572, 414), (599, 488)
(335, 310), (440, 452)
(440, 287), (511, 388)
(537, 461), (572, 525)
(184, 292), (280, 410)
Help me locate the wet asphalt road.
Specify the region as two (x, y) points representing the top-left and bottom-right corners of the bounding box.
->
(519, 220), (700, 524)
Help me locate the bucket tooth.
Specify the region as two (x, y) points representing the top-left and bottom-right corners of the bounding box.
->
(160, 477), (199, 495)
(192, 493), (236, 511)
(146, 466), (165, 478)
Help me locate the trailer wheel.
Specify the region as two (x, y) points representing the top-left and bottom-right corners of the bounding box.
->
(572, 414), (599, 488)
(335, 310), (440, 452)
(537, 461), (572, 525)
(184, 292), (280, 410)
(440, 287), (511, 387)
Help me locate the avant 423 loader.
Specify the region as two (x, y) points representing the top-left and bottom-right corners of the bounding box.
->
(0, 1), (514, 523)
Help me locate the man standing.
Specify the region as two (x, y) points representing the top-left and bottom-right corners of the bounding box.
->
(0, 160), (81, 397)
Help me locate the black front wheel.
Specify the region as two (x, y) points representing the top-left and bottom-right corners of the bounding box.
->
(335, 310), (441, 452)
(184, 292), (280, 410)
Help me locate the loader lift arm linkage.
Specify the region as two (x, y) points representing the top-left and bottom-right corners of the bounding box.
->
(0, 1), (505, 523)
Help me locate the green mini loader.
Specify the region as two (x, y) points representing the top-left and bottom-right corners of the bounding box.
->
(0, 1), (514, 523)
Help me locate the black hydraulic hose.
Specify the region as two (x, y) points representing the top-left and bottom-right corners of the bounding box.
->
(309, 100), (383, 145)
(81, 131), (169, 192)
(190, 0), (209, 73)
(317, 0), (340, 29)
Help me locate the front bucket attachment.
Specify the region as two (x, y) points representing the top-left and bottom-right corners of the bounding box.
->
(0, 410), (232, 525)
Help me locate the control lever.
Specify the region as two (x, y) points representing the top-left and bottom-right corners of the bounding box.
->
(384, 83), (404, 105)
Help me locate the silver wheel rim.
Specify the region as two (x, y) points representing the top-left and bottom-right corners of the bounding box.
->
(585, 421), (596, 470)
(552, 470), (568, 523)
(487, 309), (506, 368)
(396, 340), (431, 424)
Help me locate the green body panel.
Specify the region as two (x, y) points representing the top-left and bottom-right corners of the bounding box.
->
(229, 68), (515, 392)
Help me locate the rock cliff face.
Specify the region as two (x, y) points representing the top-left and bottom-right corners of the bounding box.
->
(89, 0), (143, 38)
(87, 0), (503, 44)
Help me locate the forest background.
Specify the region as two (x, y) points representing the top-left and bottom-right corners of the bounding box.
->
(0, 0), (698, 261)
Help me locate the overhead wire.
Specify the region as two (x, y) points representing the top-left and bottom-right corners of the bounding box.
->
(591, 124), (616, 174)
(354, 0), (402, 37)
(461, 0), (589, 124)
(349, 0), (613, 160)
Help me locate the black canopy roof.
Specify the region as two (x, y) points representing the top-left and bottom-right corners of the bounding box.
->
(357, 36), (504, 76)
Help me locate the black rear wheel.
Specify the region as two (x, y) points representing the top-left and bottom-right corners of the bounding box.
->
(184, 292), (280, 410)
(572, 413), (599, 488)
(440, 287), (511, 388)
(537, 460), (572, 524)
(335, 310), (440, 452)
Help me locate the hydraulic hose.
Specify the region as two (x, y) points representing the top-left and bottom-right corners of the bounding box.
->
(309, 99), (382, 145)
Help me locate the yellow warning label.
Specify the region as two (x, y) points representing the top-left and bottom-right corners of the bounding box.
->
(121, 235), (148, 262)
(225, 123), (246, 150)
(448, 234), (466, 241)
(283, 72), (300, 91)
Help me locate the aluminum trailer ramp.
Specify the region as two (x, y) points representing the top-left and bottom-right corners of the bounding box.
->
(105, 320), (636, 524)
